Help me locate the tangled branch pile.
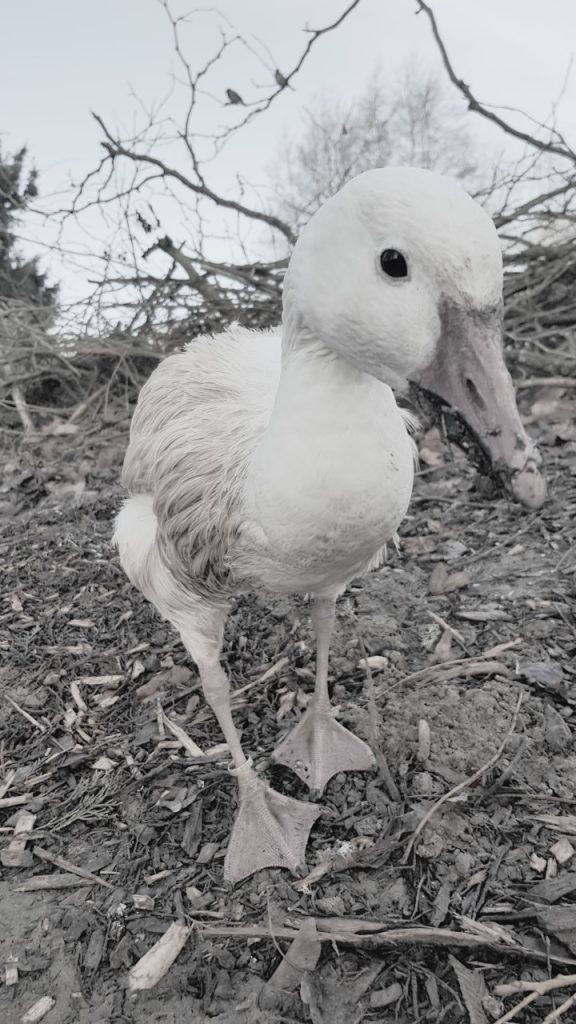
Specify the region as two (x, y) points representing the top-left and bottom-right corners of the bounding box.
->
(3, 219), (574, 430)
(2, 0), (575, 431)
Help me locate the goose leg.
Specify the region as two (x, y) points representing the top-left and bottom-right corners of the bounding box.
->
(197, 660), (321, 883)
(272, 596), (375, 795)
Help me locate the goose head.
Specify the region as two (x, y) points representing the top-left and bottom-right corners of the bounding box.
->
(284, 166), (545, 509)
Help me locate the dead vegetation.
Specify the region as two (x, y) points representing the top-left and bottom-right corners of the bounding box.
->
(1, 378), (576, 1022)
(3, 2), (576, 436)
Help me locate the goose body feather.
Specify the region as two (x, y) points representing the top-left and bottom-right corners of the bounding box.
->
(119, 324), (415, 605)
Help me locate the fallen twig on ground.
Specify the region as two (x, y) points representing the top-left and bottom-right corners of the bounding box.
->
(402, 694), (524, 862)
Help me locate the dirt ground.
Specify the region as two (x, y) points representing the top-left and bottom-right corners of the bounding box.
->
(1, 383), (576, 1024)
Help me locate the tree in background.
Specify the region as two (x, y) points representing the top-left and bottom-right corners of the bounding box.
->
(270, 67), (480, 232)
(0, 145), (58, 314)
(16, 0), (573, 432)
(0, 145), (58, 430)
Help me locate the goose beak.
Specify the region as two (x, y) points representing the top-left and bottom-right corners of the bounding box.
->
(415, 302), (546, 509)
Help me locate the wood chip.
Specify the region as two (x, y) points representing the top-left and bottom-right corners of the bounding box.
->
(15, 873), (95, 892)
(1, 810), (36, 867)
(196, 842), (219, 865)
(0, 794), (34, 809)
(33, 845), (113, 889)
(520, 660), (564, 689)
(544, 705), (573, 752)
(417, 719), (431, 762)
(204, 742), (228, 757)
(5, 694), (45, 732)
(432, 628), (454, 663)
(547, 857), (558, 879)
(92, 756), (117, 771)
(357, 655), (389, 672)
(159, 708), (205, 758)
(131, 658), (146, 680)
(537, 906), (576, 955)
(449, 956), (489, 1024)
(370, 982), (403, 1009)
(143, 869), (174, 885)
(136, 665), (193, 700)
(531, 872), (576, 903)
(532, 815), (576, 836)
(74, 674), (123, 687)
(181, 802), (203, 858)
(0, 768), (17, 800)
(254, 656), (290, 683)
(456, 609), (512, 622)
(5, 957), (18, 986)
(21, 996), (56, 1024)
(530, 853), (547, 873)
(127, 921), (191, 993)
(259, 918), (321, 1010)
(70, 680), (87, 711)
(133, 894), (155, 911)
(84, 928), (106, 971)
(93, 694), (119, 709)
(551, 838), (575, 865)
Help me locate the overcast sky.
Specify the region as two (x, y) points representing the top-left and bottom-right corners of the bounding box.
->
(3, 0), (576, 308)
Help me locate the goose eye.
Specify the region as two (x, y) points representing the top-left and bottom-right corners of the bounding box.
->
(380, 249), (408, 279)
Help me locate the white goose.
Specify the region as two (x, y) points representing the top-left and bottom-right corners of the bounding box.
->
(114, 167), (545, 883)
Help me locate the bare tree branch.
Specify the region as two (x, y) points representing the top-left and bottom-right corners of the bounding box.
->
(415, 1), (576, 163)
(92, 112), (296, 244)
(209, 0), (364, 145)
(494, 177), (576, 228)
(149, 236), (236, 315)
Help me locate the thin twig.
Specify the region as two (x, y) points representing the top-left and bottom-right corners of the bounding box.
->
(5, 694), (46, 733)
(496, 974), (576, 998)
(415, 1), (576, 162)
(92, 113), (296, 244)
(402, 694), (523, 862)
(492, 991), (540, 1024)
(541, 991), (576, 1023)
